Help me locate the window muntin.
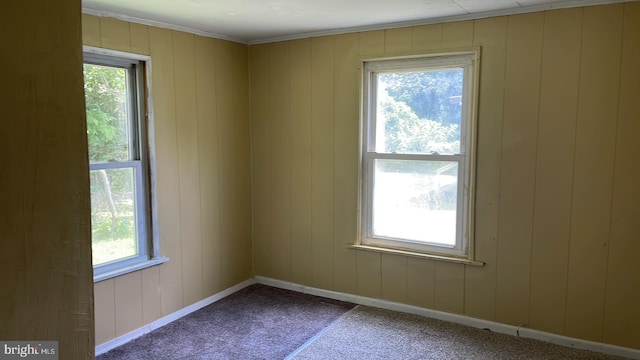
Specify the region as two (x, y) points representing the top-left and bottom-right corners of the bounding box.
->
(84, 51), (151, 274)
(361, 53), (477, 259)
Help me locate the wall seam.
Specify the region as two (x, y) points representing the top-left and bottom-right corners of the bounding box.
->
(600, 3), (626, 344)
(527, 11), (547, 329)
(562, 6), (585, 336)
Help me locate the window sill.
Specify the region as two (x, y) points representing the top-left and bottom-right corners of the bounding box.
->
(349, 244), (484, 266)
(94, 257), (170, 283)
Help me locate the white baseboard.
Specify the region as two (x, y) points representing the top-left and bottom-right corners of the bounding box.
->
(95, 275), (639, 359)
(95, 278), (255, 356)
(255, 276), (640, 360)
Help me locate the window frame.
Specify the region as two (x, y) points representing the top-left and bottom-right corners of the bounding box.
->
(84, 47), (167, 281)
(358, 50), (480, 263)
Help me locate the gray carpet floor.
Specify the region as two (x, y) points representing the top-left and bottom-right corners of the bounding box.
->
(290, 306), (630, 360)
(97, 284), (633, 359)
(97, 284), (355, 360)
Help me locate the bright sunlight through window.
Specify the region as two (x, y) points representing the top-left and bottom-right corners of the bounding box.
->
(84, 50), (156, 279)
(360, 52), (479, 261)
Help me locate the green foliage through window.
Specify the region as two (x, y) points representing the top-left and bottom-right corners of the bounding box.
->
(84, 64), (130, 163)
(378, 69), (462, 155)
(84, 63), (138, 266)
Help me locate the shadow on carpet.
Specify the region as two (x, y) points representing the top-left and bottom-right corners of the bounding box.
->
(97, 284), (355, 360)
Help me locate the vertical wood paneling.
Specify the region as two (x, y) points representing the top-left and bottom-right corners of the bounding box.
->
(215, 40), (252, 288)
(254, 50), (275, 283)
(114, 272), (143, 336)
(434, 262), (465, 314)
(84, 14), (252, 347)
(174, 31), (203, 306)
(358, 30), (385, 57)
(233, 41), (252, 285)
(250, 44), (274, 278)
(270, 41), (293, 281)
(381, 254), (408, 303)
(149, 27), (184, 315)
(100, 17), (130, 52)
(464, 16), (507, 321)
(195, 36), (222, 298)
(216, 40), (242, 288)
(248, 4), (640, 351)
(494, 12), (544, 326)
(602, 2), (640, 348)
(356, 251), (381, 298)
(407, 258), (436, 308)
(384, 27), (412, 54)
(528, 8), (582, 334)
(290, 39), (314, 285)
(234, 41), (253, 285)
(310, 36), (335, 290)
(83, 3), (640, 352)
(412, 24), (442, 52)
(441, 21), (474, 48)
(82, 14), (101, 47)
(94, 280), (115, 345)
(565, 4), (623, 342)
(141, 267), (162, 324)
(332, 33), (359, 294)
(129, 23), (150, 55)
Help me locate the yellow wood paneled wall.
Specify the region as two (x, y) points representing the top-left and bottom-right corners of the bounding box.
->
(0, 1), (94, 358)
(250, 3), (640, 350)
(82, 15), (252, 346)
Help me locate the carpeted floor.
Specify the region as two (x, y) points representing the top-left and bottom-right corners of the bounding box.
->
(97, 284), (632, 360)
(97, 284), (355, 360)
(290, 306), (629, 360)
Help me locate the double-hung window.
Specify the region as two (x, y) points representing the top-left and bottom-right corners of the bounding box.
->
(84, 49), (163, 280)
(360, 51), (479, 262)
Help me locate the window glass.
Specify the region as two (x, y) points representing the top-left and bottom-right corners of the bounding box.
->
(84, 64), (132, 163)
(361, 52), (477, 260)
(84, 52), (150, 273)
(89, 167), (139, 265)
(373, 159), (458, 246)
(375, 69), (463, 155)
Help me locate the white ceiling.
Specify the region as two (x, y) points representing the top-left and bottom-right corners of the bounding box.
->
(82, 0), (625, 44)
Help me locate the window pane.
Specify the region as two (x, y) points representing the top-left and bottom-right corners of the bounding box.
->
(376, 69), (463, 155)
(84, 64), (131, 162)
(372, 159), (458, 246)
(90, 168), (139, 265)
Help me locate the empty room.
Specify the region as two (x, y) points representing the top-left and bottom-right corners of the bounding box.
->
(1, 0), (639, 358)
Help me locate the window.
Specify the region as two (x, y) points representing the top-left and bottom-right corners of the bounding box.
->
(360, 51), (479, 262)
(84, 48), (165, 280)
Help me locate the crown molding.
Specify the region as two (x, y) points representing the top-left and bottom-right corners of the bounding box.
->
(84, 0), (629, 46)
(82, 7), (249, 44)
(248, 0), (629, 45)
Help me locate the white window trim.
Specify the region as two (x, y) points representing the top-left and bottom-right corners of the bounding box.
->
(357, 49), (481, 264)
(83, 46), (168, 282)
